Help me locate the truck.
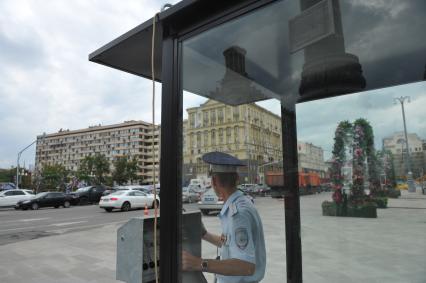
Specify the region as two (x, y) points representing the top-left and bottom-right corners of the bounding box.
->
(265, 170), (321, 198)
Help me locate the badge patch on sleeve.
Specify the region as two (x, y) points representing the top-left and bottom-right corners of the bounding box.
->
(235, 228), (249, 250)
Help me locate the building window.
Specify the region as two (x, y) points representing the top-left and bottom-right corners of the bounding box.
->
(218, 108), (224, 123)
(211, 130), (216, 145)
(234, 126), (239, 143)
(211, 110), (216, 125)
(204, 131), (209, 147)
(203, 111), (209, 126)
(233, 106), (239, 121)
(219, 128), (224, 144)
(197, 132), (201, 148)
(226, 127), (231, 144)
(190, 113), (195, 128)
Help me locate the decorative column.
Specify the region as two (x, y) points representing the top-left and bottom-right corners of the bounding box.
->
(299, 0), (366, 100)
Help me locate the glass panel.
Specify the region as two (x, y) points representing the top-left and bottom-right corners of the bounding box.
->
(180, 0), (426, 281)
(182, 0), (426, 105)
(181, 92), (284, 282)
(297, 82), (426, 282)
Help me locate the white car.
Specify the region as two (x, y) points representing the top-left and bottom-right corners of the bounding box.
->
(198, 188), (224, 215)
(99, 190), (160, 212)
(0, 190), (34, 208)
(182, 187), (200, 203)
(198, 188), (254, 215)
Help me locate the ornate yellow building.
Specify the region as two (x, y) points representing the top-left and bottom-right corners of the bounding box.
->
(183, 99), (282, 184)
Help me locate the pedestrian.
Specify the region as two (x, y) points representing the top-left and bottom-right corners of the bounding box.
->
(182, 151), (266, 283)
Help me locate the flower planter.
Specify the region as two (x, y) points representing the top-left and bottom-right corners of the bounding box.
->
(322, 201), (377, 218)
(370, 197), (388, 208)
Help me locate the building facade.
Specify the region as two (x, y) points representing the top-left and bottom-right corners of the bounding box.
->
(297, 141), (327, 178)
(183, 99), (282, 184)
(383, 132), (425, 179)
(35, 121), (160, 184)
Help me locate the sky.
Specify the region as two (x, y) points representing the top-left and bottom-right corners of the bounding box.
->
(0, 0), (425, 169)
(295, 82), (426, 160)
(0, 0), (180, 168)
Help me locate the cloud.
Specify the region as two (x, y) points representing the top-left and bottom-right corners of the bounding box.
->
(1, 0), (425, 170)
(0, 0), (179, 168)
(295, 82), (426, 159)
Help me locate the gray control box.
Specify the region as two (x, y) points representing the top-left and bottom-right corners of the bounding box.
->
(116, 211), (207, 283)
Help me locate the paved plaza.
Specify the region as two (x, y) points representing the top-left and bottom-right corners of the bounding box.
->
(0, 191), (425, 283)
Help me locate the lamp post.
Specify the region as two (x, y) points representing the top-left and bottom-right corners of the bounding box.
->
(394, 96), (416, 192)
(16, 133), (46, 189)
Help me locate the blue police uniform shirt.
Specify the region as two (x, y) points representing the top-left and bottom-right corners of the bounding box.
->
(217, 190), (266, 283)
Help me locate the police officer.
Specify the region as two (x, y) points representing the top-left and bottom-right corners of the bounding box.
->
(182, 152), (266, 283)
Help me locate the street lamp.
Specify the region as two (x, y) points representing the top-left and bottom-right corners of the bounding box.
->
(16, 133), (46, 189)
(394, 96), (416, 192)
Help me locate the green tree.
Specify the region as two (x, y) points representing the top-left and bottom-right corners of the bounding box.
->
(77, 154), (110, 185)
(40, 164), (68, 191)
(112, 157), (127, 185)
(0, 168), (15, 183)
(92, 154), (110, 184)
(112, 156), (140, 185)
(126, 157), (140, 184)
(76, 156), (95, 182)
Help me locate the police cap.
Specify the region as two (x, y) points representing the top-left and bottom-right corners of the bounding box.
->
(202, 151), (245, 174)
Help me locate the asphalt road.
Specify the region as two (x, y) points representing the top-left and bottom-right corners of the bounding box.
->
(0, 202), (200, 246)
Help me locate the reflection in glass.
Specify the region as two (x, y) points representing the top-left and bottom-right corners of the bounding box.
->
(182, 0), (426, 105)
(297, 83), (426, 282)
(297, 0), (366, 100)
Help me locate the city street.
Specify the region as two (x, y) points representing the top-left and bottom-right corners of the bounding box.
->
(0, 203), (200, 246)
(0, 193), (425, 283)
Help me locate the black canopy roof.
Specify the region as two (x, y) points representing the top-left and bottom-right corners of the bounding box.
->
(89, 0), (256, 82)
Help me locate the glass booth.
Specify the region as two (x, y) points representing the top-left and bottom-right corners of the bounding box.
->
(90, 0), (426, 282)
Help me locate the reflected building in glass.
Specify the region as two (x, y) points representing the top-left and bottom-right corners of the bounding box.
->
(383, 132), (426, 179)
(182, 100), (282, 184)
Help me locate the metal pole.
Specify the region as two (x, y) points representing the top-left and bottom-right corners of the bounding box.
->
(16, 153), (21, 189)
(395, 96), (416, 192)
(17, 134), (46, 189)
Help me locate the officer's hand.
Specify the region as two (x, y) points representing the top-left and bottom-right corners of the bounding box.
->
(182, 250), (202, 271)
(201, 221), (207, 239)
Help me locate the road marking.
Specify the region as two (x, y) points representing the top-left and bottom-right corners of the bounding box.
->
(50, 221), (88, 227)
(0, 225), (42, 232)
(19, 218), (50, 222)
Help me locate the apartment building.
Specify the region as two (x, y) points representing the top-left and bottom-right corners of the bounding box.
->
(35, 120), (160, 184)
(183, 99), (282, 184)
(383, 132), (425, 178)
(297, 142), (327, 177)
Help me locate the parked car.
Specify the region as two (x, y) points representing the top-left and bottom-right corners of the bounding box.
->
(198, 188), (223, 215)
(198, 188), (254, 215)
(0, 182), (16, 191)
(99, 190), (160, 212)
(188, 184), (204, 194)
(396, 181), (408, 190)
(182, 187), (200, 203)
(321, 183), (332, 192)
(72, 185), (108, 205)
(254, 184), (271, 196)
(15, 192), (72, 210)
(0, 189), (34, 208)
(141, 184), (160, 195)
(102, 188), (118, 196)
(238, 184), (257, 194)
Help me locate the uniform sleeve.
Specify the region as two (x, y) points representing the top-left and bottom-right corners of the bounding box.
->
(229, 211), (256, 264)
